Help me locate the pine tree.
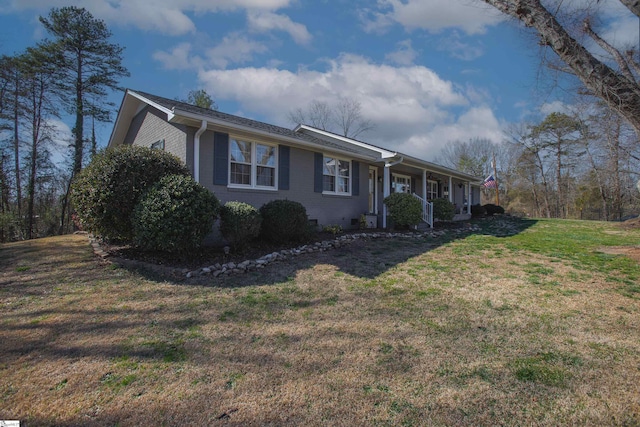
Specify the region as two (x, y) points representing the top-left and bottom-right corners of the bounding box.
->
(38, 6), (129, 177)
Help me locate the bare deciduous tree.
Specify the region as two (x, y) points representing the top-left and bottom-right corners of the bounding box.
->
(482, 0), (640, 135)
(289, 97), (374, 139)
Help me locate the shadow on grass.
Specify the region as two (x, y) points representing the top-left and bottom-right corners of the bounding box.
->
(125, 216), (538, 287)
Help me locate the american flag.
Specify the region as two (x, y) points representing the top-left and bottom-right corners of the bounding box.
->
(483, 174), (497, 188)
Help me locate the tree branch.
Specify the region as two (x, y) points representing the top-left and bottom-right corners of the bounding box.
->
(583, 18), (636, 84)
(482, 0), (640, 135)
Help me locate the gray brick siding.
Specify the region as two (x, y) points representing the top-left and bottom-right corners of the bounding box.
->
(198, 130), (369, 230)
(124, 106), (189, 167)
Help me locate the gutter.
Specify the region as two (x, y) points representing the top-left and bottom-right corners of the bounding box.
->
(170, 108), (379, 162)
(194, 120), (208, 183)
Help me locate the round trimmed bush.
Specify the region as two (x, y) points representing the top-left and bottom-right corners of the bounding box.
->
(219, 201), (262, 250)
(132, 174), (220, 252)
(71, 145), (189, 241)
(483, 203), (505, 216)
(471, 204), (486, 218)
(383, 192), (422, 229)
(260, 199), (309, 244)
(432, 198), (455, 221)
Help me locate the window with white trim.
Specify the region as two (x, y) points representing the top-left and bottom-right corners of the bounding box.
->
(229, 138), (276, 189)
(392, 174), (411, 194)
(150, 139), (165, 150)
(427, 180), (438, 200)
(323, 156), (351, 195)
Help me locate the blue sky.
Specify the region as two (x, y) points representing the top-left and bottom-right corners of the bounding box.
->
(0, 0), (636, 161)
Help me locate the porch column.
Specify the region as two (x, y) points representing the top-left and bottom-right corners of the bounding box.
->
(422, 170), (427, 201)
(467, 182), (471, 213)
(382, 165), (390, 228)
(448, 176), (453, 203)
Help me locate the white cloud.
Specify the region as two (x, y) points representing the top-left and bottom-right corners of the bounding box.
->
(205, 33), (269, 69)
(361, 0), (504, 35)
(247, 10), (312, 45)
(437, 32), (485, 61)
(7, 0), (295, 35)
(198, 54), (503, 160)
(540, 100), (570, 116)
(153, 34), (268, 70)
(153, 42), (201, 70)
(385, 39), (419, 65)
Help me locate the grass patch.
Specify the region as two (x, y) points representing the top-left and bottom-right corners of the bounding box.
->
(2, 219), (640, 425)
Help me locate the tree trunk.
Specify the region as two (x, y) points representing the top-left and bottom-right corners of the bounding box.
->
(483, 0), (640, 136)
(73, 57), (83, 177)
(12, 76), (21, 229)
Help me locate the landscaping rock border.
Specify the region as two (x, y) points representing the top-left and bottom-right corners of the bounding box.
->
(87, 224), (482, 280)
(184, 225), (480, 279)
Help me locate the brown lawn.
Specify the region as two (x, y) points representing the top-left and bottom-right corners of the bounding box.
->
(1, 219), (639, 426)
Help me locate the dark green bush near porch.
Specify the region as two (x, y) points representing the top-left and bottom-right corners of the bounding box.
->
(260, 199), (309, 244)
(432, 198), (455, 221)
(71, 145), (190, 241)
(220, 201), (262, 250)
(383, 193), (422, 229)
(483, 204), (505, 216)
(132, 174), (220, 252)
(471, 204), (486, 218)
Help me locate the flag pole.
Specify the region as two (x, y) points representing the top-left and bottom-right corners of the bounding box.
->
(492, 152), (500, 206)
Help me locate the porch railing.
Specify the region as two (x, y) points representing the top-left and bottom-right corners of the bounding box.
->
(412, 193), (433, 228)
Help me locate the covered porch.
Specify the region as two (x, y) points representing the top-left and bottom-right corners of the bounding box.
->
(366, 155), (480, 229)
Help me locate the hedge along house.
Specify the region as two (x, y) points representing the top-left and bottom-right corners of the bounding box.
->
(108, 89), (482, 231)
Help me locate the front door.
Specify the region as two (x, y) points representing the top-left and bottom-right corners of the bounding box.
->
(368, 167), (377, 214)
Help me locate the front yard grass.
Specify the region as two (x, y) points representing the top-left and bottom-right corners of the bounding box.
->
(1, 217), (639, 426)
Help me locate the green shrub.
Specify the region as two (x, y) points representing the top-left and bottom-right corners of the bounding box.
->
(132, 174), (220, 252)
(322, 224), (343, 235)
(260, 199), (309, 244)
(71, 145), (189, 241)
(432, 198), (455, 221)
(471, 204), (486, 218)
(383, 192), (422, 229)
(219, 201), (262, 250)
(483, 203), (505, 216)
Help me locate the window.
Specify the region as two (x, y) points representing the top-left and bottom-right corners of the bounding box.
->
(229, 138), (276, 189)
(323, 156), (350, 195)
(150, 139), (164, 150)
(427, 180), (438, 200)
(392, 174), (411, 194)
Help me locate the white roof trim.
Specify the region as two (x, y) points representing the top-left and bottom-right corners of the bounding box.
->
(169, 108), (379, 162)
(295, 124), (397, 159)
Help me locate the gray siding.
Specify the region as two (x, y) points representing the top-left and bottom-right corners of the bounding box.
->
(124, 106), (189, 165)
(198, 134), (369, 230)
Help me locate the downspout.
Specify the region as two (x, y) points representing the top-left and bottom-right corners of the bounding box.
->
(194, 120), (207, 183)
(382, 156), (403, 229)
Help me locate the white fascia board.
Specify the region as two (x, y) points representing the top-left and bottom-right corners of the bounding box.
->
(171, 109), (378, 162)
(295, 124), (397, 159)
(128, 90), (173, 116)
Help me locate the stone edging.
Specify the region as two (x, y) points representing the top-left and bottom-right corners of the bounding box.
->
(184, 225), (480, 279)
(87, 224), (481, 280)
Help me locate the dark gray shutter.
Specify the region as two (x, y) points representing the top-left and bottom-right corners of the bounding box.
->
(213, 132), (229, 185)
(352, 161), (359, 196)
(314, 152), (323, 193)
(278, 145), (290, 190)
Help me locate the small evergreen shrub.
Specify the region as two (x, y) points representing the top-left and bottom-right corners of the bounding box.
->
(471, 204), (486, 218)
(483, 203), (505, 216)
(132, 174), (220, 252)
(383, 192), (422, 229)
(322, 224), (343, 235)
(219, 201), (262, 250)
(260, 199), (309, 244)
(432, 198), (455, 221)
(71, 145), (189, 241)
